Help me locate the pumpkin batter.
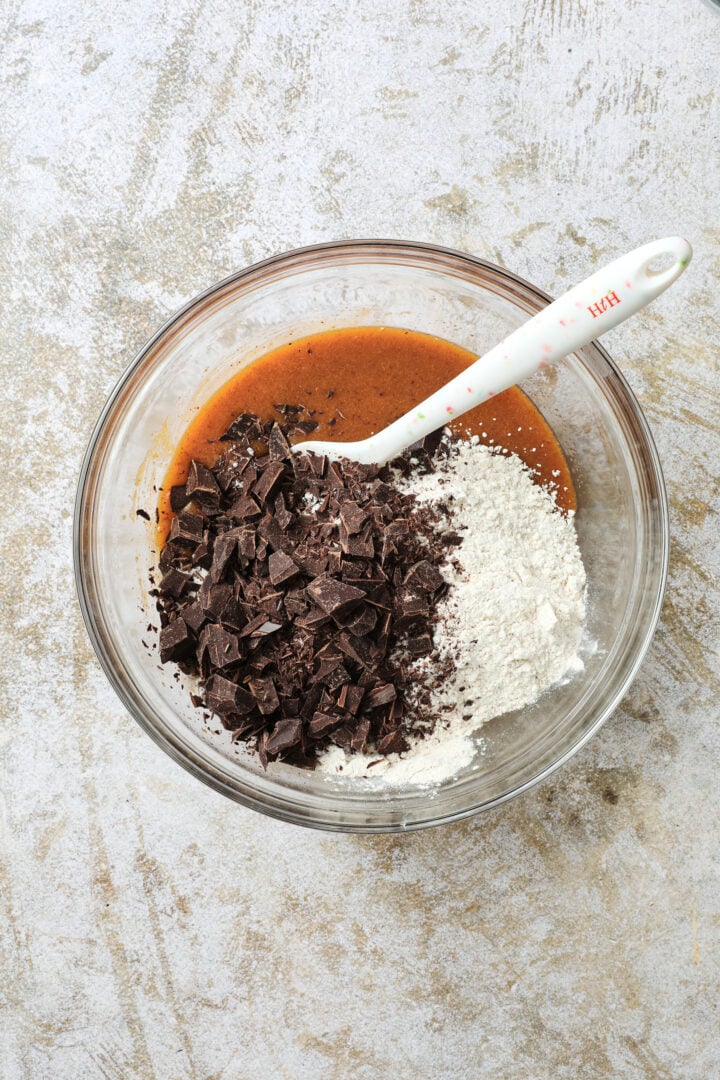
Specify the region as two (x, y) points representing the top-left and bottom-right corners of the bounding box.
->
(157, 326), (575, 542)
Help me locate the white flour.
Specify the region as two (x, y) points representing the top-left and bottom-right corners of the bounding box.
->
(317, 438), (586, 787)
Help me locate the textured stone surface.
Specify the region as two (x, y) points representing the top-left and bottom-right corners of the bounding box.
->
(2, 1), (719, 1077)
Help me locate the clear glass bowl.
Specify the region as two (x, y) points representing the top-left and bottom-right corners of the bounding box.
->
(74, 241), (668, 832)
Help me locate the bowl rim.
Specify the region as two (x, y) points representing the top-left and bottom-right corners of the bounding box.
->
(73, 239), (669, 832)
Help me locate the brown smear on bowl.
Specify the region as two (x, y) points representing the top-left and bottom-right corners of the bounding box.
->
(157, 326), (576, 545)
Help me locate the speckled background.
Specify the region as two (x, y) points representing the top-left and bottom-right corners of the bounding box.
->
(2, 1), (719, 1077)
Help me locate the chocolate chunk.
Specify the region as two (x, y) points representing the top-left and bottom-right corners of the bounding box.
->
(170, 485), (190, 512)
(336, 632), (378, 669)
(344, 605), (378, 637)
(222, 413), (263, 442)
(350, 718), (371, 752)
(294, 419), (320, 434)
(408, 633), (433, 657)
(238, 613), (273, 638)
(273, 493), (294, 530)
(340, 529), (375, 558)
(327, 725), (351, 748)
(186, 460), (221, 508)
(326, 461), (344, 489)
(238, 466), (258, 497)
(268, 551), (300, 587)
(306, 575), (366, 617)
(136, 508), (151, 521)
(265, 717), (303, 754)
(257, 512), (287, 553)
(376, 730), (407, 755)
(344, 685), (365, 715)
(295, 607), (332, 631)
(198, 624), (242, 669)
(268, 424), (292, 460)
(308, 711), (343, 737)
(182, 600), (208, 634)
(309, 453), (327, 478)
(284, 588), (309, 617)
(236, 529), (256, 560)
(199, 582), (232, 619)
(295, 548), (328, 577)
(159, 618), (192, 663)
(158, 567), (192, 599)
(218, 595), (247, 633)
(228, 495), (261, 521)
(248, 676), (280, 715)
(204, 674), (256, 716)
(209, 534), (237, 582)
(169, 511), (204, 547)
(253, 461), (286, 505)
(339, 502), (367, 535)
(323, 664), (351, 691)
(441, 530), (462, 547)
(404, 559), (445, 593)
(363, 683), (397, 710)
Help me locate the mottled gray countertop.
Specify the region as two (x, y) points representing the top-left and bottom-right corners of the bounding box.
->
(2, 1), (719, 1077)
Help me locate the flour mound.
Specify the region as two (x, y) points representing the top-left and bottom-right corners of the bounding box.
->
(316, 439), (586, 787)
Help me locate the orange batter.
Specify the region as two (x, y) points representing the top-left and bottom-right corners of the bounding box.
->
(158, 326), (575, 543)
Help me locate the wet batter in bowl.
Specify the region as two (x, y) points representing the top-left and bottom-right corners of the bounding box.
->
(158, 327), (575, 544)
(152, 328), (585, 783)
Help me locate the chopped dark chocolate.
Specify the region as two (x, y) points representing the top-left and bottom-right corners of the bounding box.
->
(186, 460), (221, 508)
(209, 534), (237, 582)
(198, 624), (243, 669)
(182, 600), (208, 634)
(268, 424), (292, 460)
(228, 495), (261, 521)
(205, 674), (256, 716)
(376, 730), (407, 755)
(154, 407), (453, 769)
(169, 511), (204, 547)
(248, 676), (280, 715)
(339, 501), (366, 535)
(159, 618), (192, 663)
(363, 683), (397, 710)
(404, 559), (446, 593)
(158, 567), (193, 599)
(169, 485), (190, 512)
(268, 551), (300, 587)
(408, 633), (433, 657)
(253, 461), (286, 505)
(265, 717), (303, 754)
(306, 575), (366, 617)
(308, 711), (343, 737)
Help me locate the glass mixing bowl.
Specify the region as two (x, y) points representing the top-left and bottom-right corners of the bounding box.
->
(74, 241), (668, 832)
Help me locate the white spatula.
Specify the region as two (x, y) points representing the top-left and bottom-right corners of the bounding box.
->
(292, 237), (691, 465)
